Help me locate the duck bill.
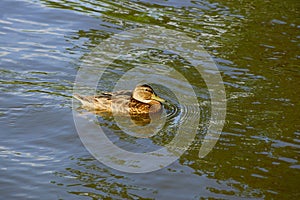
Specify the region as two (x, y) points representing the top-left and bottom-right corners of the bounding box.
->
(152, 94), (165, 103)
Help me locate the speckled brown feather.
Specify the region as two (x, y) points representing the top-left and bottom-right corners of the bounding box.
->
(74, 86), (163, 114)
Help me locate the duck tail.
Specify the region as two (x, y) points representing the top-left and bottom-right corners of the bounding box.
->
(73, 94), (92, 104)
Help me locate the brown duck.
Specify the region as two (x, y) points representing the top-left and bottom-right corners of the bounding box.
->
(73, 84), (165, 115)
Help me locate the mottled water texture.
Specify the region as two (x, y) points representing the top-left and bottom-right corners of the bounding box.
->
(0, 0), (299, 199)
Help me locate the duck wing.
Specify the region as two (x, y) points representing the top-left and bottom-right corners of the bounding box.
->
(101, 90), (131, 97)
(73, 94), (112, 110)
(74, 90), (132, 112)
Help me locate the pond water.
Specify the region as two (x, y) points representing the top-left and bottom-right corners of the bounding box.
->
(0, 0), (299, 199)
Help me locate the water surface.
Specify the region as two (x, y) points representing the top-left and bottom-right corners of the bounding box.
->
(0, 0), (299, 199)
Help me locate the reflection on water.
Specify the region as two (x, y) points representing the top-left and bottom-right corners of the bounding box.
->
(0, 0), (299, 199)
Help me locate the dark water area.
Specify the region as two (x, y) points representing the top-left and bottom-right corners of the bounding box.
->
(0, 0), (299, 199)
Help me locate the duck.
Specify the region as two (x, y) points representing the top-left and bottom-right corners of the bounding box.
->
(73, 84), (165, 115)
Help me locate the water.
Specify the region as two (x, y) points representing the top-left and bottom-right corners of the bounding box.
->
(0, 0), (299, 199)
